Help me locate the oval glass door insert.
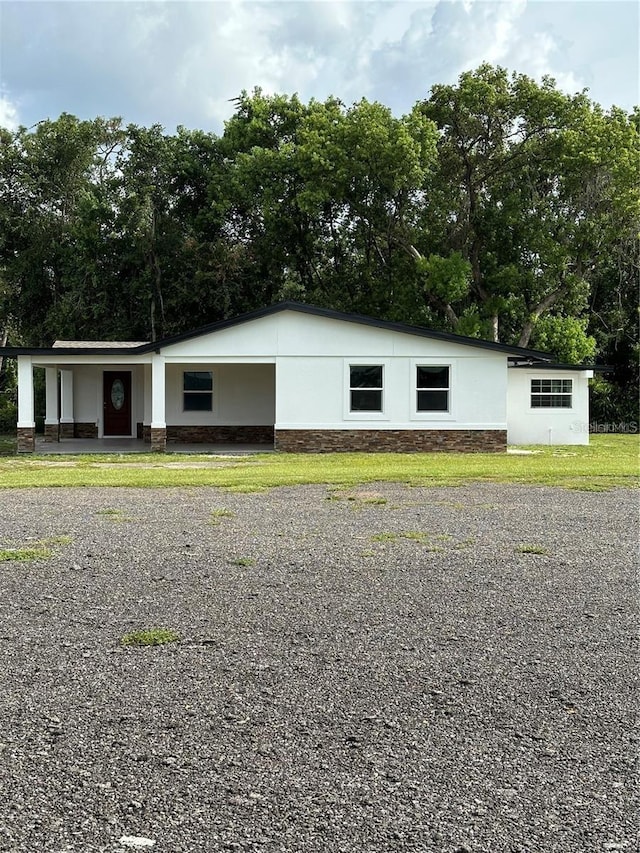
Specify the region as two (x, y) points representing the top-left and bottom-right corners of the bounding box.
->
(111, 379), (125, 411)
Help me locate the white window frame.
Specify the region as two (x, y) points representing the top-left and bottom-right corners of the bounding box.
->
(343, 359), (389, 421)
(530, 377), (573, 410)
(410, 359), (456, 421)
(183, 370), (214, 413)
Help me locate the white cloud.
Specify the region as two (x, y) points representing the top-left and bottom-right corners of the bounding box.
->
(0, 1), (636, 135)
(0, 94), (19, 130)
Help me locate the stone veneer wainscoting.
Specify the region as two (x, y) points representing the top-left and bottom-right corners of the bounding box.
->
(150, 427), (167, 452)
(274, 429), (507, 453)
(44, 424), (59, 442)
(73, 423), (99, 439)
(17, 428), (36, 453)
(166, 425), (274, 444)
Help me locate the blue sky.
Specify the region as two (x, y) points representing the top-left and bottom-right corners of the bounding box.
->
(1, 1), (638, 132)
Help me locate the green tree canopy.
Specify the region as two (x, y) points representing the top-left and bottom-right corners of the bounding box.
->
(0, 66), (637, 419)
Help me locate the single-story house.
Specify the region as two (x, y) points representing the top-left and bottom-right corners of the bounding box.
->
(0, 302), (595, 452)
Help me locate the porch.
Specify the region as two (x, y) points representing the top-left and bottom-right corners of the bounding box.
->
(32, 437), (273, 455)
(15, 356), (276, 453)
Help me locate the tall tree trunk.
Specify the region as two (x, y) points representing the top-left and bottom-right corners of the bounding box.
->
(518, 287), (566, 348)
(150, 295), (156, 342)
(406, 244), (459, 328)
(490, 314), (499, 342)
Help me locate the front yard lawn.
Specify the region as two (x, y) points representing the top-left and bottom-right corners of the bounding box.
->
(0, 434), (636, 491)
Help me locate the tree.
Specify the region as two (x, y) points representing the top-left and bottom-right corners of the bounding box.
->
(0, 114), (127, 344)
(418, 65), (640, 357)
(217, 90), (439, 321)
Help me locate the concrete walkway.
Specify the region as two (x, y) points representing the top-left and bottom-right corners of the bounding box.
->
(34, 437), (274, 455)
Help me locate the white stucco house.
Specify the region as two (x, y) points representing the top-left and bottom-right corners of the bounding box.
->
(0, 302), (595, 452)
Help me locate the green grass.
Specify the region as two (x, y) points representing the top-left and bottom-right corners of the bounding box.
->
(230, 557), (256, 567)
(120, 628), (181, 647)
(45, 534), (73, 546)
(210, 508), (234, 524)
(0, 533), (72, 563)
(0, 435), (16, 455)
(516, 544), (550, 555)
(371, 532), (399, 542)
(95, 508), (132, 522)
(0, 545), (53, 562)
(371, 531), (447, 552)
(401, 531), (431, 543)
(0, 435), (636, 491)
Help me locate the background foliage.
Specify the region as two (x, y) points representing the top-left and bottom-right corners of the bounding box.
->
(0, 65), (637, 421)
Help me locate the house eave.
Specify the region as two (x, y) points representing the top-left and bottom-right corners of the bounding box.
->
(508, 361), (610, 371)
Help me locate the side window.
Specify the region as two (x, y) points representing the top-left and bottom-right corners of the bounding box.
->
(530, 378), (572, 408)
(184, 371), (213, 411)
(350, 365), (383, 412)
(416, 365), (449, 412)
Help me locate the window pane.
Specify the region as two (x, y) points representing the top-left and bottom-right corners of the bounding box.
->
(350, 365), (382, 389)
(531, 395), (572, 408)
(184, 371), (212, 391)
(351, 389), (382, 411)
(417, 389), (449, 411)
(531, 378), (572, 394)
(417, 366), (449, 389)
(184, 392), (213, 411)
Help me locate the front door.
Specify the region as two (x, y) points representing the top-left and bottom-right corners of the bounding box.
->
(103, 371), (132, 436)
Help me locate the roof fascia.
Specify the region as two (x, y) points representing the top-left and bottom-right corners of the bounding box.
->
(509, 362), (609, 371)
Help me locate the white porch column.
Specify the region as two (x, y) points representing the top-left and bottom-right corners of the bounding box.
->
(150, 354), (166, 452)
(17, 356), (35, 426)
(143, 363), (152, 443)
(44, 367), (60, 442)
(17, 356), (35, 452)
(59, 370), (74, 438)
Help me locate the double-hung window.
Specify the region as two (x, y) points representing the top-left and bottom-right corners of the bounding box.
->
(183, 371), (213, 411)
(416, 365), (450, 412)
(350, 365), (383, 412)
(530, 378), (572, 408)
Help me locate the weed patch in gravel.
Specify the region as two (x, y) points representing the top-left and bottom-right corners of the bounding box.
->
(120, 628), (181, 647)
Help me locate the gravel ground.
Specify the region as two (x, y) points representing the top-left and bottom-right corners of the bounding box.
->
(0, 483), (637, 853)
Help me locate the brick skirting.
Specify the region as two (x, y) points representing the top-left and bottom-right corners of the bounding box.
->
(74, 422), (98, 439)
(17, 427), (36, 453)
(59, 422), (74, 439)
(166, 425), (274, 444)
(151, 427), (167, 452)
(274, 429), (507, 453)
(44, 423), (59, 442)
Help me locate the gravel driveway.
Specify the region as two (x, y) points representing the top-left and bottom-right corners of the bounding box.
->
(0, 483), (637, 853)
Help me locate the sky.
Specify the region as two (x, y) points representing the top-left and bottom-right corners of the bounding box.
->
(0, 0), (638, 133)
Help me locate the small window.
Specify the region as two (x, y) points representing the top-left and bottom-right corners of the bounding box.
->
(417, 365), (449, 412)
(184, 371), (213, 411)
(350, 365), (383, 412)
(530, 378), (572, 408)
